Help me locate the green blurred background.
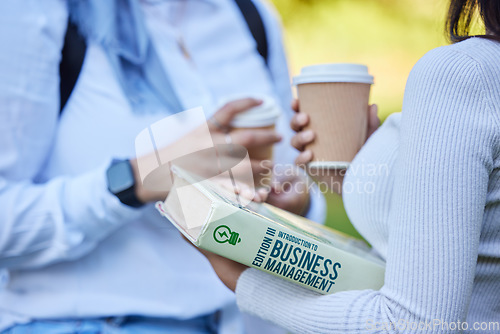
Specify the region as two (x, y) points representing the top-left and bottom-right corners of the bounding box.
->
(270, 0), (449, 238)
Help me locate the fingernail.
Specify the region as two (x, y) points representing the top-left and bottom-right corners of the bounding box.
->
(297, 113), (307, 124)
(303, 150), (313, 160)
(302, 130), (314, 141)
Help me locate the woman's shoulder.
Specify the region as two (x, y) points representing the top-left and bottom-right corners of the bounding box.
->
(405, 38), (500, 115)
(446, 37), (500, 61)
(410, 38), (500, 87)
(404, 37), (500, 149)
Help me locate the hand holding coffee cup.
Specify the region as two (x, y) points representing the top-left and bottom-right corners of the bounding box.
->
(291, 100), (380, 164)
(291, 97), (379, 194)
(290, 63), (379, 194)
(210, 96), (282, 188)
(292, 63), (377, 168)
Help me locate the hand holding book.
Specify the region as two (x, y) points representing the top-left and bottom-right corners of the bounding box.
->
(179, 175), (271, 292)
(156, 167), (385, 295)
(190, 238), (247, 292)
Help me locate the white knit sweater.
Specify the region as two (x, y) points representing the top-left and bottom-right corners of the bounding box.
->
(235, 38), (500, 333)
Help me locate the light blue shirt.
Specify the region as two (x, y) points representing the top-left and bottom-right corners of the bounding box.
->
(0, 0), (326, 331)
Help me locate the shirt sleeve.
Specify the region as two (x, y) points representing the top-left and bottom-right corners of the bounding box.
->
(0, 0), (143, 270)
(235, 46), (499, 333)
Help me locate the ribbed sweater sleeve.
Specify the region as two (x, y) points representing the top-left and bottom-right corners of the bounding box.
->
(235, 43), (500, 333)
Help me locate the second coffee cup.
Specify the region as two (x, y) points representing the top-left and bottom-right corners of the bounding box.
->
(228, 96), (281, 188)
(293, 63), (374, 170)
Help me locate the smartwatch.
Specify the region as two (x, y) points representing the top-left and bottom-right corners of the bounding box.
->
(106, 159), (144, 208)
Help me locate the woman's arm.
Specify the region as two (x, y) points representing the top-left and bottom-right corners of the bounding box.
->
(233, 45), (499, 333)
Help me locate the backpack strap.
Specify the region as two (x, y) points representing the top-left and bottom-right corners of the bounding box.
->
(59, 19), (87, 113)
(59, 1), (269, 114)
(234, 0), (269, 65)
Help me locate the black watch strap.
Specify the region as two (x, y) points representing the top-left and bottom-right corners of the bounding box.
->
(106, 159), (144, 208)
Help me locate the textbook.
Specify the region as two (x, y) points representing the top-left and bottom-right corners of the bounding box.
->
(156, 167), (385, 295)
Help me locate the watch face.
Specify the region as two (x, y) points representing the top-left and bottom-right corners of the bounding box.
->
(107, 160), (135, 194)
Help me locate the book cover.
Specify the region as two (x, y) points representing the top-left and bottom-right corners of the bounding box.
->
(156, 167), (385, 295)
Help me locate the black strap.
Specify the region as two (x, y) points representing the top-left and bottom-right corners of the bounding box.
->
(59, 1), (268, 114)
(59, 19), (87, 113)
(234, 0), (269, 65)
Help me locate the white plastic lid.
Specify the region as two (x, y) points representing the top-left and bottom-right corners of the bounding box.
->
(293, 63), (374, 85)
(218, 95), (282, 128)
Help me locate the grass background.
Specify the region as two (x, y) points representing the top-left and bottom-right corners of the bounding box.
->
(269, 0), (452, 238)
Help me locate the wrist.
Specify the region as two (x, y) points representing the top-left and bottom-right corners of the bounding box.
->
(106, 159), (144, 208)
(129, 158), (147, 204)
(217, 261), (248, 292)
(129, 158), (169, 203)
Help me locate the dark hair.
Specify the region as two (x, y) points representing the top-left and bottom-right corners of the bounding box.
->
(447, 0), (500, 43)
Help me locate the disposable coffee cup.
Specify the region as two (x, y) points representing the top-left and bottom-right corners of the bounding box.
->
(293, 63), (374, 170)
(220, 96), (281, 188)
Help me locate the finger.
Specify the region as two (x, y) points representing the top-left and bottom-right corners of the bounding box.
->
(295, 150), (313, 167)
(270, 180), (288, 194)
(212, 98), (263, 128)
(250, 159), (273, 175)
(367, 104), (380, 139)
(238, 187), (256, 202)
(230, 129), (282, 148)
(290, 112), (309, 132)
(240, 187), (268, 203)
(256, 188), (270, 202)
(291, 98), (299, 113)
(236, 185), (269, 203)
(291, 130), (315, 151)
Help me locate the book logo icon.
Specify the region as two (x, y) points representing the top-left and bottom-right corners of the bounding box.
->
(214, 225), (241, 245)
